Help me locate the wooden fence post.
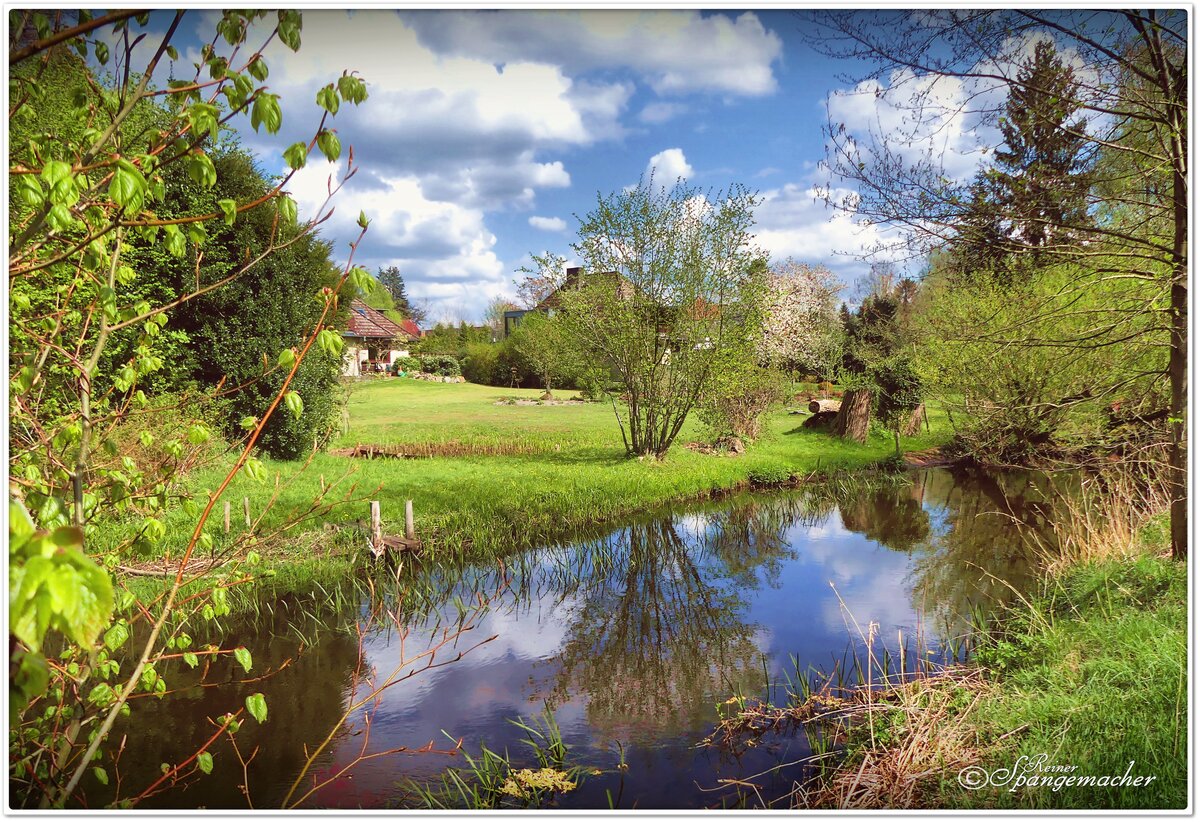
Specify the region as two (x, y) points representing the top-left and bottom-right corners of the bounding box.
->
(370, 500), (383, 558)
(224, 501), (230, 534)
(243, 497), (251, 527)
(405, 499), (415, 541)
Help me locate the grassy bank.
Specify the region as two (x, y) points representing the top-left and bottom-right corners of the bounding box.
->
(102, 379), (952, 574)
(783, 516), (1187, 810)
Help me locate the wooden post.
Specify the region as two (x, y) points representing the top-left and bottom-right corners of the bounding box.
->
(243, 497), (251, 527)
(224, 501), (231, 533)
(405, 499), (415, 541)
(370, 501), (383, 558)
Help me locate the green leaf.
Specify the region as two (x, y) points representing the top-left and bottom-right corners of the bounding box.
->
(95, 41), (109, 65)
(277, 348), (296, 369)
(245, 692), (267, 724)
(166, 45), (179, 60)
(283, 141), (308, 171)
(217, 198), (237, 225)
(284, 391), (303, 420)
(316, 84), (339, 115)
(243, 457), (266, 483)
(41, 160), (71, 186)
(277, 194), (297, 225)
(186, 424), (211, 445)
(186, 152), (217, 188)
(93, 766), (109, 786)
(247, 56), (268, 82)
(239, 416), (257, 430)
(337, 74), (368, 105)
(316, 129), (341, 163)
(277, 10), (302, 51)
(250, 92), (282, 134)
(182, 651), (199, 669)
(357, 210), (370, 229)
(103, 621), (129, 651)
(233, 646), (252, 673)
(317, 328), (344, 356)
(163, 224), (186, 257)
(197, 751), (213, 775)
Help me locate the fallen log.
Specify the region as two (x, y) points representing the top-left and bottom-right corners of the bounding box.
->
(808, 399), (842, 414)
(802, 410), (838, 430)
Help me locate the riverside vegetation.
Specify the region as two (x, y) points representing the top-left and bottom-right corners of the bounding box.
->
(9, 9), (1186, 812)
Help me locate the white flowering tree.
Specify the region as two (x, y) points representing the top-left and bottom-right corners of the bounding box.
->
(756, 259), (842, 375)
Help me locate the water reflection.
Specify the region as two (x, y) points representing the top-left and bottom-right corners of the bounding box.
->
(85, 467), (1058, 810)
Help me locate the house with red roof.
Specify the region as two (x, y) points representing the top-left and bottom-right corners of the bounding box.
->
(342, 299), (422, 376)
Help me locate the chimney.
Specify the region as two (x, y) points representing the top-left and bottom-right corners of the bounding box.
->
(565, 266), (583, 282)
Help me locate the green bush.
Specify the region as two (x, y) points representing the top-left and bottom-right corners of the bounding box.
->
(419, 354), (461, 377)
(747, 465), (793, 485)
(392, 355), (421, 374)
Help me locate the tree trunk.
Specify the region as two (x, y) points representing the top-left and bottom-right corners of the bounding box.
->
(901, 403), (925, 437)
(1169, 121), (1187, 560)
(834, 389), (871, 444)
(808, 399), (841, 414)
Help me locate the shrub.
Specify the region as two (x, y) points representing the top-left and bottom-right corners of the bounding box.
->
(576, 365), (618, 402)
(418, 354), (461, 377)
(697, 365), (789, 441)
(392, 355), (422, 374)
(462, 343), (501, 384)
(748, 465), (793, 485)
(818, 381), (834, 396)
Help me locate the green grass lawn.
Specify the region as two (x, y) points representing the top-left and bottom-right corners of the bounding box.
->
(109, 378), (954, 571)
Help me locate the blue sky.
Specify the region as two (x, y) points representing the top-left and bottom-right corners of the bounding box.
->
(117, 9), (1013, 322)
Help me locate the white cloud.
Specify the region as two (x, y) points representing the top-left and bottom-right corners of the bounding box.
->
(638, 101), (687, 124)
(752, 181), (906, 290)
(646, 148), (693, 183)
(286, 160), (506, 315)
(529, 216), (568, 232)
(402, 10), (782, 97)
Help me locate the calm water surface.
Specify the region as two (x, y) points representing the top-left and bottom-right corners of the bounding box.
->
(99, 467), (1059, 810)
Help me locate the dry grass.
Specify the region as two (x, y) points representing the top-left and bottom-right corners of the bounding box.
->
(792, 668), (992, 809)
(1032, 462), (1171, 574)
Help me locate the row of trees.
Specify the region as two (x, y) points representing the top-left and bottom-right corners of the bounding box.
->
(808, 10), (1185, 558)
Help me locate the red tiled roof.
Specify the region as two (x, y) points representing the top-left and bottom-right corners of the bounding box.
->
(345, 299), (413, 340)
(399, 318), (423, 338)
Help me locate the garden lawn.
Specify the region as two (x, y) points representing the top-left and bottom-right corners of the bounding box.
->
(112, 379), (954, 570)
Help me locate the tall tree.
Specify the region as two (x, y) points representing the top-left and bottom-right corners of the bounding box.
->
(807, 9), (1187, 559)
(552, 179), (764, 458)
(376, 265), (412, 317)
(953, 40), (1095, 275)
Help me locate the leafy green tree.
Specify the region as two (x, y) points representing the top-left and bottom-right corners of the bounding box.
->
(551, 178), (765, 458)
(509, 310), (579, 397)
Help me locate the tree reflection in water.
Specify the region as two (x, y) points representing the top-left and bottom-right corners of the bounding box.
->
(543, 514), (788, 742)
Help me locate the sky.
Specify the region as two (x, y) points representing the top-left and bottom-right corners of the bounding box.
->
(111, 8), (1027, 324)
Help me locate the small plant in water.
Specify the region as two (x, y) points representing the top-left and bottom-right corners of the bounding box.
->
(404, 707), (585, 809)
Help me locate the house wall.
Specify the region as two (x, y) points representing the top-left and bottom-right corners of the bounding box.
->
(342, 343), (410, 376)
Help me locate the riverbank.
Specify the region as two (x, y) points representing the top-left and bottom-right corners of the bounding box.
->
(104, 379), (954, 591)
(785, 515), (1187, 810)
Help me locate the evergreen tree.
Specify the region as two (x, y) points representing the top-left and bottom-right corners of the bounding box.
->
(376, 265), (412, 317)
(952, 40), (1094, 277)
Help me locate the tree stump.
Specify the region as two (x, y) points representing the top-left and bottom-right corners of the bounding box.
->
(901, 403), (926, 437)
(833, 389), (872, 444)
